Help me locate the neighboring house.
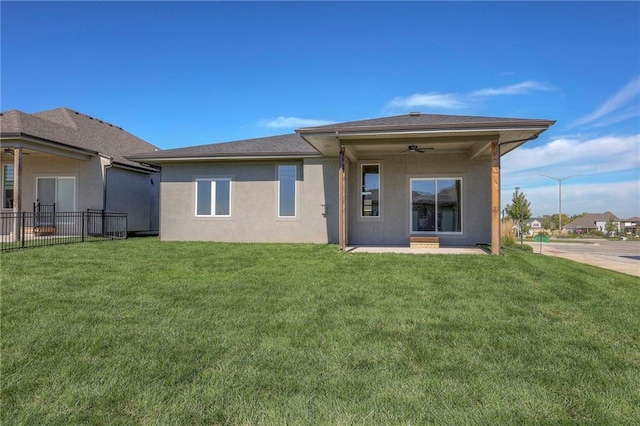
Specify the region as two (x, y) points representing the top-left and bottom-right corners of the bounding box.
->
(129, 112), (554, 254)
(0, 107), (160, 233)
(565, 211), (619, 234)
(620, 217), (639, 235)
(526, 217), (543, 235)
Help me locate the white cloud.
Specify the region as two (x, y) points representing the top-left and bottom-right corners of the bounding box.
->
(386, 80), (552, 112)
(387, 93), (467, 110)
(471, 81), (553, 97)
(502, 134), (640, 178)
(258, 116), (335, 129)
(501, 133), (640, 217)
(573, 75), (640, 127)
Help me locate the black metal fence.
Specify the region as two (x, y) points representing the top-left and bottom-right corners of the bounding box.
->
(0, 209), (127, 252)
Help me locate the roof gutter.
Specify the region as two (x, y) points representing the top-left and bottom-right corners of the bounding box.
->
(126, 153), (322, 165)
(297, 120), (556, 135)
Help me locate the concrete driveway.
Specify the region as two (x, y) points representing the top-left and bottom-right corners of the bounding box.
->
(527, 239), (640, 277)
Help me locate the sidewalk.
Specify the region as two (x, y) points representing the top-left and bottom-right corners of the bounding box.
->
(527, 242), (640, 278)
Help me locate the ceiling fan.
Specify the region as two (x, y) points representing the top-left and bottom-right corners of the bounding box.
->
(405, 144), (433, 153)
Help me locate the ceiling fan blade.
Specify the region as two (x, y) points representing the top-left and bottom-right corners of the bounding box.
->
(405, 144), (432, 153)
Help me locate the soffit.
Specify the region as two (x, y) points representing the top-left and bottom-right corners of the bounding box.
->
(300, 128), (545, 159)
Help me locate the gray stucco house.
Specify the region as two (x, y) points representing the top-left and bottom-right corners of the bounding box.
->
(129, 113), (554, 254)
(0, 107), (160, 233)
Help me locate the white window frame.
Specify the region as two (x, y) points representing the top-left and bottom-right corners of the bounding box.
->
(195, 178), (232, 218)
(409, 177), (463, 235)
(277, 165), (297, 218)
(360, 162), (382, 219)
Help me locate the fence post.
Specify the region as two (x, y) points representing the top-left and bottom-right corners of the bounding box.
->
(20, 211), (26, 248)
(102, 209), (106, 238)
(82, 211), (86, 242)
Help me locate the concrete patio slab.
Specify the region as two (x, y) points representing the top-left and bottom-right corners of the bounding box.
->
(345, 246), (487, 255)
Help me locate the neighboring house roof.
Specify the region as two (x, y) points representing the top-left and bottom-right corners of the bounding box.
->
(0, 107), (159, 172)
(565, 212), (619, 229)
(527, 217), (542, 225)
(622, 217), (640, 223)
(128, 133), (320, 163)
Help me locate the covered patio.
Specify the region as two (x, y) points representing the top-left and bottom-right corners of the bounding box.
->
(297, 113), (555, 255)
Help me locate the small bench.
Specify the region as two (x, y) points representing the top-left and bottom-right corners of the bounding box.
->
(410, 236), (440, 249)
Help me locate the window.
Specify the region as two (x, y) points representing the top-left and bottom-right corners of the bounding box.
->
(411, 178), (462, 233)
(3, 164), (13, 209)
(195, 178), (231, 217)
(361, 164), (380, 217)
(278, 165), (297, 217)
(36, 177), (76, 211)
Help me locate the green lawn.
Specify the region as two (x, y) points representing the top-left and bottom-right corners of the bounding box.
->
(2, 238), (639, 425)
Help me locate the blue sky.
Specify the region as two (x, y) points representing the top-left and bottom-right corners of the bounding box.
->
(2, 1), (639, 218)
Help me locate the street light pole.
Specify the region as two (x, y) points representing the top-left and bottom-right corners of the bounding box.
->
(541, 174), (579, 235)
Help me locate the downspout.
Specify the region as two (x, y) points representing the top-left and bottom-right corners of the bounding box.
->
(103, 156), (113, 211)
(337, 131), (347, 251)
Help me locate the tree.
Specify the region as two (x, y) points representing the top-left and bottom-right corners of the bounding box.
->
(550, 213), (572, 231)
(542, 215), (554, 231)
(505, 188), (531, 222)
(605, 217), (618, 236)
(504, 188), (532, 239)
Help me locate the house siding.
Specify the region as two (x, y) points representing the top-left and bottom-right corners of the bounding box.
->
(0, 154), (104, 212)
(106, 167), (160, 232)
(347, 153), (491, 247)
(159, 159), (339, 243)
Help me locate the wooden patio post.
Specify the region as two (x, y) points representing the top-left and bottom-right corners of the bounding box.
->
(12, 147), (23, 240)
(338, 145), (346, 251)
(491, 142), (501, 255)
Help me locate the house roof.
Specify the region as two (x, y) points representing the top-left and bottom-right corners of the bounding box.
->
(297, 112), (555, 158)
(127, 112), (555, 164)
(565, 212), (619, 229)
(0, 107), (159, 172)
(297, 112), (555, 133)
(128, 133), (320, 163)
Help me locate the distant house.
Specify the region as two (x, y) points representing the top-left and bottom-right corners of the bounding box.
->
(128, 112), (554, 254)
(526, 217), (543, 235)
(565, 211), (619, 235)
(0, 107), (160, 233)
(620, 217), (639, 235)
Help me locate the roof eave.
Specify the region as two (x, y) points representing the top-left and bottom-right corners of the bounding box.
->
(126, 152), (323, 165)
(1, 132), (99, 158)
(296, 120), (556, 135)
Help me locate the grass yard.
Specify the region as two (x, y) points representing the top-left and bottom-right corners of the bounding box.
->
(2, 238), (639, 425)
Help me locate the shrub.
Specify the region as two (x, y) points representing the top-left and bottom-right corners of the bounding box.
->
(501, 233), (516, 247)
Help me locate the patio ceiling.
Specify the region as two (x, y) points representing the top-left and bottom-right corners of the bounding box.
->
(299, 126), (548, 161)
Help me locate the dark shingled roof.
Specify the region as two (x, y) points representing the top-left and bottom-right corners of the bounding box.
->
(128, 133), (320, 160)
(0, 107), (159, 171)
(565, 211), (619, 229)
(297, 112), (554, 133)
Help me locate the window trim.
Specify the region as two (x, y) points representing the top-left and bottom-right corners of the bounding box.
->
(277, 164), (297, 218)
(360, 162), (382, 219)
(195, 177), (232, 218)
(409, 177), (463, 235)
